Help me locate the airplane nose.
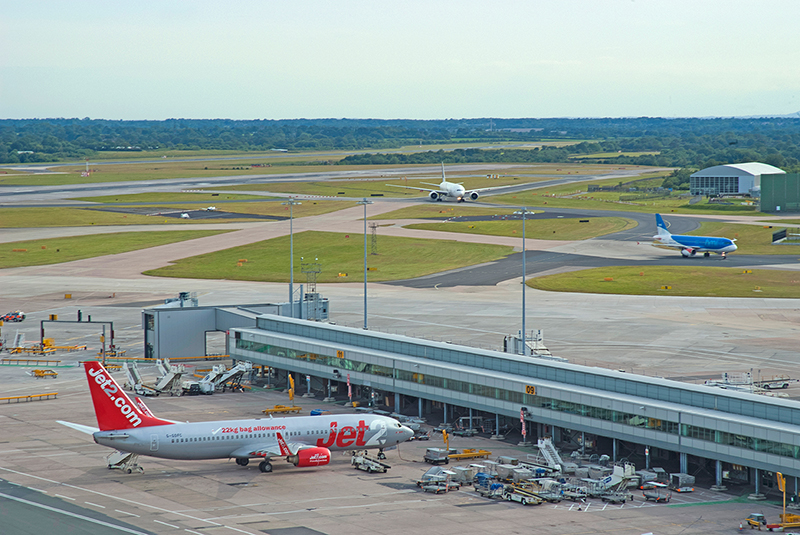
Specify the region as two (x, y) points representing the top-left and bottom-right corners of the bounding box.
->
(401, 425), (414, 441)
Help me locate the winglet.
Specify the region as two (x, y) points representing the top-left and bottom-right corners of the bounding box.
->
(276, 432), (292, 456)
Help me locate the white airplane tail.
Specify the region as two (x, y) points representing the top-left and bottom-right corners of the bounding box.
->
(655, 214), (671, 237)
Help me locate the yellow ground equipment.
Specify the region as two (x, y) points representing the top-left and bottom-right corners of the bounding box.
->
(262, 404), (302, 415)
(32, 369), (58, 379)
(448, 448), (492, 460)
(41, 338), (87, 352)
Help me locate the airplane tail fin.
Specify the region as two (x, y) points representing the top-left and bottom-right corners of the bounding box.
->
(276, 432), (292, 456)
(83, 361), (172, 431)
(655, 214), (671, 236)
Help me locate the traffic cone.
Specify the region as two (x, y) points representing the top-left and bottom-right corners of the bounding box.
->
(739, 522), (743, 531)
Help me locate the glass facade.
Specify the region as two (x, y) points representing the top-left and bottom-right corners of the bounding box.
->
(236, 337), (800, 460)
(251, 318), (800, 428)
(690, 176), (740, 195)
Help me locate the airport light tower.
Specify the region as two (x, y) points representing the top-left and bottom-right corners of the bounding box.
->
(357, 198), (373, 329)
(514, 207), (534, 355)
(282, 198), (301, 317)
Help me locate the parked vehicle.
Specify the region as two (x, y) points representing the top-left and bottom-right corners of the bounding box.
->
(1, 311), (25, 322)
(504, 487), (543, 506)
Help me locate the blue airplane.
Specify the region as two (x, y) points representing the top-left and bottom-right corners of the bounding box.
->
(653, 214), (737, 258)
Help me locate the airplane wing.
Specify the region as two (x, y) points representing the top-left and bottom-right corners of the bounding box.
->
(233, 440), (316, 459)
(57, 420), (99, 435)
(385, 184), (447, 195)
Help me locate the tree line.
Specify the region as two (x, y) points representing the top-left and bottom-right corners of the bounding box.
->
(2, 117), (800, 173)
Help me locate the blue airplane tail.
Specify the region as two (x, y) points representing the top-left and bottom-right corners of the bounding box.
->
(655, 214), (670, 235)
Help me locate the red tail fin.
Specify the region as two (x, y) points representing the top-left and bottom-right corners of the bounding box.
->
(276, 432), (292, 456)
(83, 361), (171, 431)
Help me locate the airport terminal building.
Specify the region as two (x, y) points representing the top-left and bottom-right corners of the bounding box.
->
(229, 314), (800, 491)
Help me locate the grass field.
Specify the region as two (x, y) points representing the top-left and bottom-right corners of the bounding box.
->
(404, 216), (636, 240)
(570, 151), (660, 159)
(687, 222), (800, 255)
(0, 201), (355, 228)
(490, 173), (763, 216)
(215, 163), (664, 200)
(370, 205), (524, 220)
(69, 192), (270, 203)
(528, 266), (800, 298)
(143, 230), (514, 283)
(0, 230), (231, 269)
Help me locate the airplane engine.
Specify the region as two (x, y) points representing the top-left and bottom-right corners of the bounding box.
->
(429, 191), (440, 201)
(292, 447), (331, 467)
(680, 248), (696, 257)
(469, 191), (479, 201)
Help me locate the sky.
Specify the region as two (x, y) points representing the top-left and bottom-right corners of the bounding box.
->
(2, 0), (800, 120)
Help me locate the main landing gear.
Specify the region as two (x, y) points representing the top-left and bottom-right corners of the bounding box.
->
(259, 460), (273, 473)
(235, 458), (249, 466)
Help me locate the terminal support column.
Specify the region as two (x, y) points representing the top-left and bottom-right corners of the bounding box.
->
(680, 452), (687, 474)
(443, 402), (447, 424)
(612, 438), (617, 463)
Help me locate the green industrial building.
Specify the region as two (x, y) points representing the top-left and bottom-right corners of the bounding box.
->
(760, 173), (800, 213)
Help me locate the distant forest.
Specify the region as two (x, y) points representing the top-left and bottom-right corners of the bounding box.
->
(2, 117), (800, 173)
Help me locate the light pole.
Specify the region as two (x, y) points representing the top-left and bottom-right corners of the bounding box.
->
(357, 198), (373, 329)
(514, 207), (534, 355)
(282, 198), (301, 317)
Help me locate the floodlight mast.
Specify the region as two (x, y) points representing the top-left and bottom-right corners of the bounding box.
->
(282, 198), (301, 317)
(357, 198), (373, 329)
(514, 207), (534, 355)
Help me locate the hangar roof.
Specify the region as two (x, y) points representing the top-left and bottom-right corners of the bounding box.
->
(691, 162), (785, 178)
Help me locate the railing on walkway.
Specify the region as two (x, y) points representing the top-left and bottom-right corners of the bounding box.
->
(1, 359), (62, 366)
(0, 392), (58, 403)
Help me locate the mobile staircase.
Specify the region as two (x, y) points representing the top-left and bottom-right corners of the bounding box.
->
(106, 450), (143, 474)
(123, 362), (158, 396)
(153, 358), (185, 395)
(351, 451), (391, 473)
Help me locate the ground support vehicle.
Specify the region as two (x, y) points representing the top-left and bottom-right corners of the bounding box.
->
(106, 450), (143, 474)
(745, 512), (800, 531)
(504, 487), (543, 506)
(563, 488), (589, 502)
(745, 513), (766, 529)
(475, 482), (505, 499)
(448, 448), (491, 461)
(351, 451), (390, 473)
(263, 404), (302, 415)
(1, 311), (25, 322)
(642, 483), (671, 503)
(422, 482), (449, 494)
(424, 447), (454, 465)
(601, 491), (632, 504)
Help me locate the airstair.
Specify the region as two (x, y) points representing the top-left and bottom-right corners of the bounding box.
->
(153, 359), (185, 395)
(123, 362), (158, 396)
(106, 450), (143, 474)
(537, 437), (564, 472)
(201, 361), (252, 392)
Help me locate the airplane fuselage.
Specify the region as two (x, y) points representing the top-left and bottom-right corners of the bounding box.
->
(93, 413), (407, 460)
(654, 234), (737, 253)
